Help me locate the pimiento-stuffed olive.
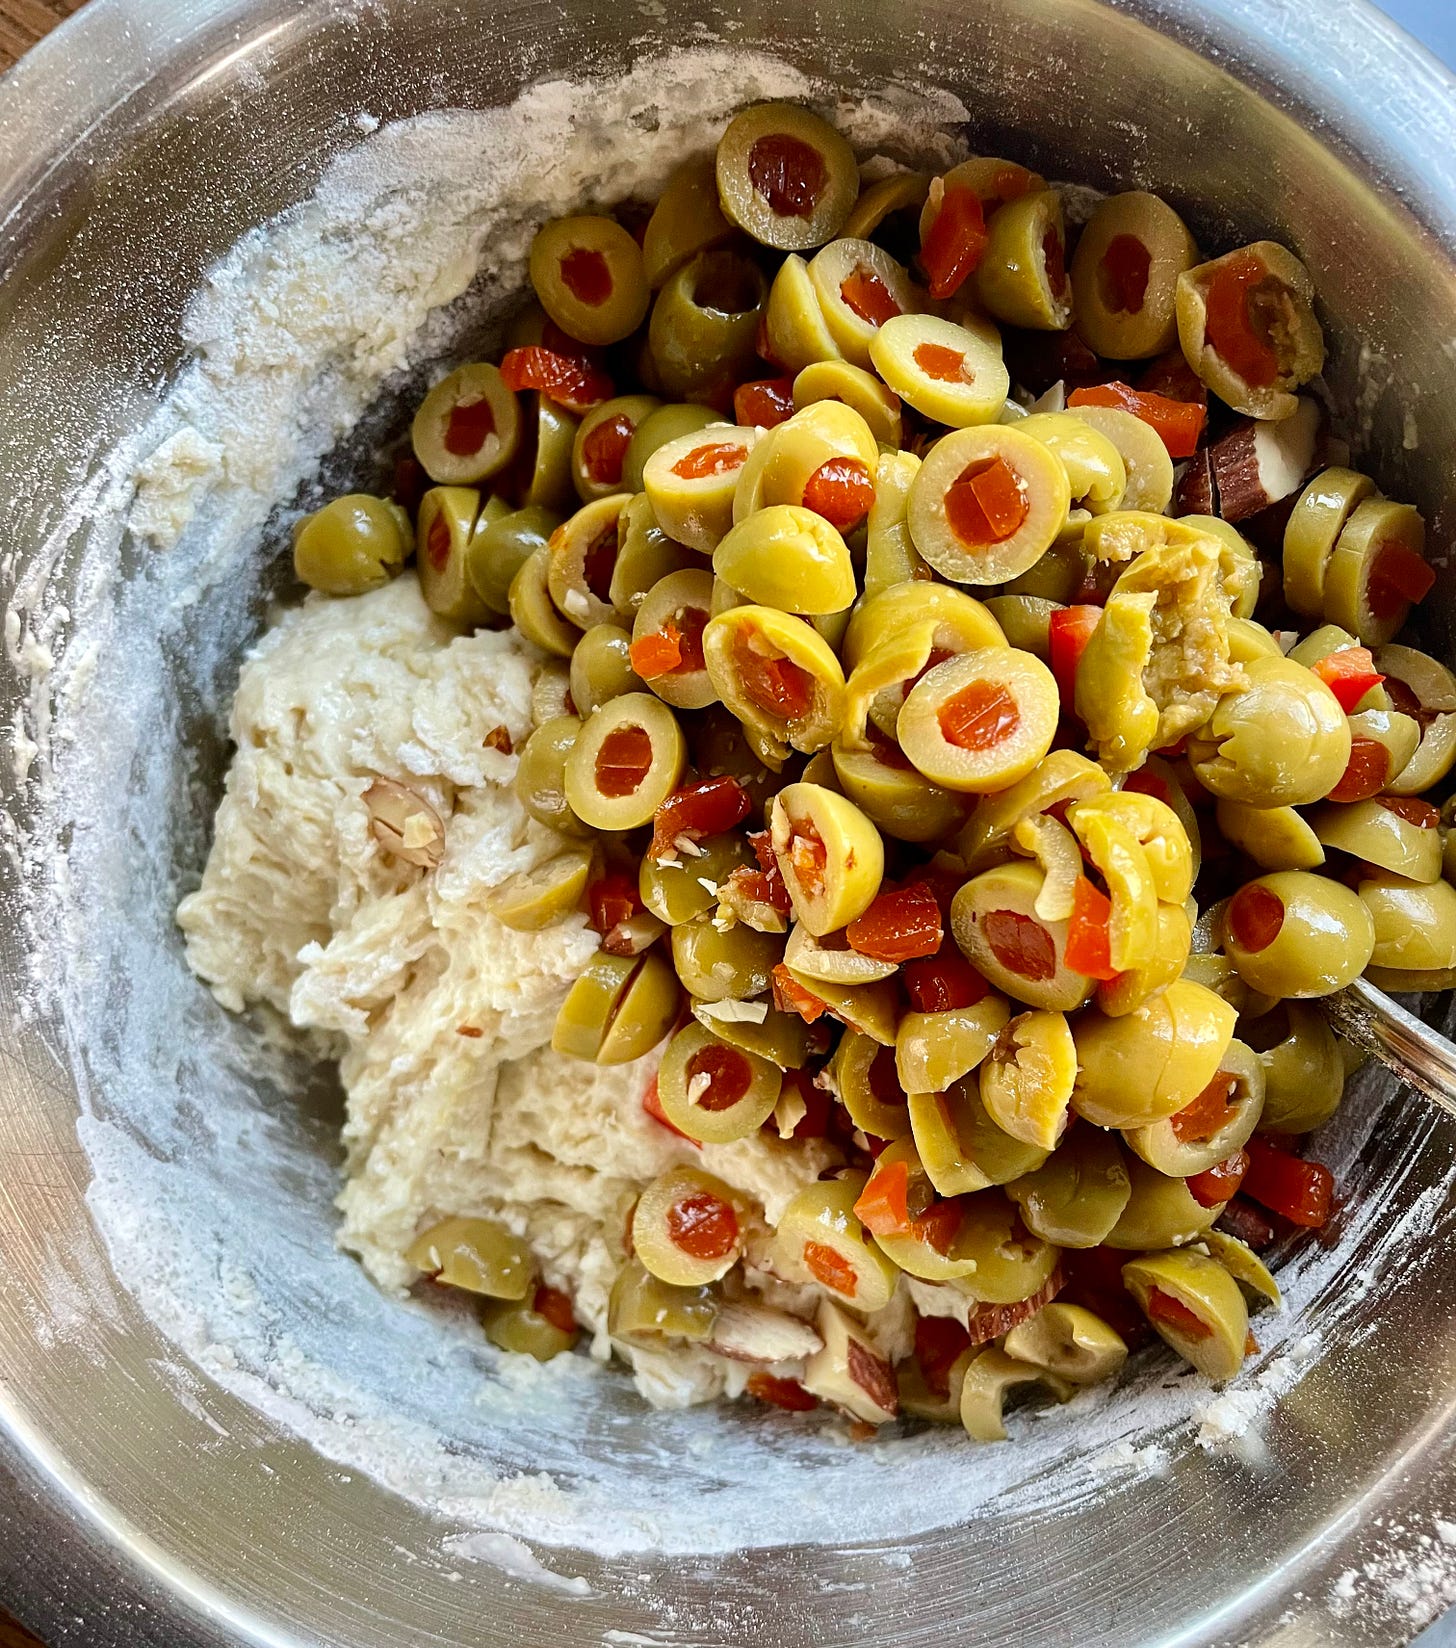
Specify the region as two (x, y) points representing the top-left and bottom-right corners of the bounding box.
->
(715, 103), (859, 251)
(412, 362), (522, 485)
(294, 494), (413, 595)
(529, 214), (651, 346)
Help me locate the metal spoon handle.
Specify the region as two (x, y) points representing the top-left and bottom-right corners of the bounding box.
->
(1322, 977), (1456, 1121)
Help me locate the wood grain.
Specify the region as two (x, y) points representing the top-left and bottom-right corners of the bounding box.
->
(0, 0), (82, 70)
(0, 1616), (43, 1648)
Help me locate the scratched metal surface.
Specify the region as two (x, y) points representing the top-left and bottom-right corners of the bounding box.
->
(0, 1), (1455, 1645)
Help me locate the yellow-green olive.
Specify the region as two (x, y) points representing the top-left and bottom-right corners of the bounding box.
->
(959, 1346), (1072, 1442)
(1283, 467), (1377, 620)
(829, 742), (966, 844)
(649, 249), (768, 401)
(1310, 797), (1443, 883)
(898, 1345), (975, 1424)
(1223, 871), (1375, 998)
(785, 923), (897, 986)
(416, 486), (495, 626)
(1005, 1129), (1131, 1249)
(631, 1166), (743, 1286)
(842, 578), (1006, 673)
(1069, 191), (1199, 358)
(862, 449), (931, 594)
(529, 214), (650, 346)
(1123, 1249), (1248, 1381)
(563, 692), (686, 830)
(692, 1001), (813, 1070)
(607, 1259), (719, 1342)
(1198, 1230), (1282, 1310)
(843, 170), (932, 248)
(642, 424), (757, 554)
(714, 505), (856, 615)
(1217, 799), (1325, 872)
(769, 782), (884, 936)
(1072, 979), (1237, 1129)
(654, 1021), (782, 1143)
(899, 649), (1060, 793)
(715, 103), (859, 251)
(406, 1215), (532, 1298)
(482, 1294), (580, 1361)
(411, 363), (522, 485)
(515, 715), (588, 836)
(608, 493), (696, 615)
(1064, 405), (1175, 514)
(1242, 1001), (1346, 1134)
(983, 595), (1061, 660)
(978, 1010), (1077, 1150)
(954, 1190), (1062, 1304)
(952, 860), (1094, 1013)
(772, 1173), (901, 1313)
(640, 832), (753, 925)
(547, 495), (630, 629)
(671, 915), (783, 1003)
(1358, 872), (1456, 971)
(703, 604), (847, 758)
(621, 402), (721, 494)
(975, 190), (1072, 330)
(508, 544), (579, 656)
(1104, 1155), (1225, 1250)
(1125, 1039), (1265, 1176)
(807, 237), (918, 369)
(1323, 496), (1430, 647)
(793, 358), (903, 447)
(894, 993), (1011, 1094)
(1096, 900), (1193, 1018)
(832, 1030), (913, 1140)
(957, 749), (1111, 871)
(569, 623), (641, 715)
(869, 312), (1010, 428)
(1003, 1302), (1129, 1385)
(572, 396), (661, 504)
(293, 494), (413, 595)
(552, 948), (681, 1064)
(1017, 411), (1128, 522)
(763, 251), (844, 373)
(908, 1076), (1050, 1196)
(467, 503), (561, 616)
(493, 849), (593, 931)
(629, 567), (716, 711)
(642, 155), (736, 288)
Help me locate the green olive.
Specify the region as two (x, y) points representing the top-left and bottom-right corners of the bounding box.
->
(1242, 1001), (1345, 1133)
(411, 363), (522, 485)
(869, 313), (1010, 429)
(1104, 1155), (1224, 1250)
(734, 399), (879, 524)
(763, 252), (845, 374)
(908, 1076), (1050, 1196)
(894, 995), (1011, 1097)
(777, 967), (897, 1042)
(1175, 241), (1324, 419)
(415, 486), (492, 626)
(572, 396), (661, 504)
(1324, 496), (1430, 647)
(482, 1294), (579, 1360)
(1187, 654), (1351, 807)
(569, 622), (642, 715)
(1216, 799), (1325, 873)
(642, 424), (757, 554)
(1358, 872), (1456, 971)
(975, 190), (1072, 330)
(493, 849), (593, 930)
(692, 1001), (813, 1069)
(467, 503), (561, 616)
(832, 1030), (911, 1138)
(957, 749), (1110, 871)
(609, 493), (697, 616)
(655, 1021), (782, 1143)
(607, 1258), (719, 1342)
(564, 692), (686, 830)
(951, 860), (1094, 1013)
(959, 1346), (1072, 1442)
(1310, 797), (1443, 883)
(406, 1216), (531, 1299)
(639, 832), (752, 925)
(954, 1190), (1062, 1304)
(1072, 979), (1237, 1129)
(784, 921), (895, 986)
(843, 170), (932, 248)
(1283, 467), (1377, 621)
(1123, 1249), (1249, 1381)
(862, 450), (930, 594)
(1096, 900), (1193, 1019)
(1287, 624), (1390, 711)
(1223, 871), (1375, 998)
(703, 604), (847, 758)
(516, 393), (581, 512)
(1003, 1302), (1129, 1385)
(714, 505), (856, 615)
(621, 402), (721, 494)
(547, 495), (630, 630)
(642, 155), (736, 288)
(649, 249), (767, 401)
(1064, 406), (1174, 515)
(1005, 1129), (1131, 1249)
(529, 214), (650, 346)
(978, 1010), (1077, 1150)
(1069, 192), (1199, 359)
(842, 579), (1006, 678)
(772, 1173), (901, 1313)
(508, 544), (580, 656)
(671, 914), (783, 1003)
(793, 359), (904, 447)
(293, 493), (413, 595)
(898, 1346), (975, 1424)
(1198, 1230), (1282, 1310)
(632, 1165), (743, 1286)
(1125, 1039), (1266, 1176)
(515, 716), (589, 837)
(552, 949), (680, 1064)
(1017, 412), (1127, 520)
(769, 782), (884, 936)
(982, 596), (1059, 661)
(806, 238), (918, 369)
(715, 103), (859, 251)
(1000, 541), (1092, 605)
(900, 649), (1060, 794)
(829, 743), (965, 845)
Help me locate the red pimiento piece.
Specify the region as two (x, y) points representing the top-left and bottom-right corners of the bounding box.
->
(533, 1285), (578, 1334)
(673, 441), (748, 481)
(499, 345), (613, 412)
(580, 413), (634, 486)
(1329, 736), (1390, 803)
(903, 948), (990, 1013)
(426, 513), (451, 572)
(772, 963), (828, 1023)
(1048, 604), (1102, 710)
(748, 133), (826, 218)
(937, 680), (1021, 751)
(804, 1239), (859, 1298)
(853, 1157), (912, 1237)
(733, 376), (796, 429)
(667, 1190), (739, 1260)
(558, 246), (612, 306)
(787, 817), (827, 895)
(1228, 883), (1285, 953)
(594, 724), (654, 797)
(1242, 1138), (1335, 1228)
(588, 870), (640, 935)
(803, 457), (875, 530)
(1064, 875), (1118, 980)
(630, 624), (685, 679)
(642, 1074), (697, 1145)
(732, 631), (815, 719)
(945, 456), (1029, 546)
(1145, 1285), (1213, 1341)
(1368, 542), (1437, 621)
(1171, 1072), (1238, 1143)
(1311, 646), (1385, 713)
(1187, 1148), (1249, 1208)
(649, 775), (751, 861)
(919, 184), (988, 300)
(915, 1314), (972, 1396)
(1204, 250), (1281, 388)
(685, 1043), (754, 1113)
(1378, 795), (1441, 827)
(1041, 223), (1068, 296)
(725, 863), (793, 917)
(1101, 233), (1151, 313)
(983, 909), (1057, 983)
(1067, 381), (1206, 459)
(846, 883), (944, 964)
(911, 1201), (963, 1255)
(747, 1371), (818, 1411)
(914, 341), (971, 384)
(582, 521), (618, 603)
(840, 265), (902, 327)
(444, 397), (496, 458)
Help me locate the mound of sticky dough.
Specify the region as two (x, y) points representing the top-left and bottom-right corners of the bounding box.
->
(177, 574), (889, 1407)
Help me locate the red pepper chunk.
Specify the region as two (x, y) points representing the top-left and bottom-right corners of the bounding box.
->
(594, 725), (653, 797)
(1145, 1285), (1214, 1341)
(1204, 250), (1282, 388)
(1067, 382), (1206, 459)
(642, 1074), (698, 1145)
(1048, 604), (1102, 711)
(533, 1285), (578, 1334)
(1378, 795), (1441, 827)
(444, 397), (496, 458)
(666, 1191), (739, 1260)
(746, 1371), (818, 1411)
(1064, 875), (1118, 980)
(580, 413), (634, 486)
(771, 963), (828, 1023)
(733, 377), (796, 429)
(499, 346), (613, 412)
(903, 948), (990, 1013)
(983, 909), (1057, 983)
(588, 870), (640, 935)
(945, 456), (1028, 547)
(1368, 542), (1437, 622)
(648, 775), (751, 861)
(804, 1239), (859, 1298)
(1329, 736), (1390, 803)
(629, 624), (684, 680)
(919, 184), (988, 300)
(938, 680), (1021, 752)
(846, 883), (943, 964)
(1241, 1138), (1335, 1228)
(853, 1157), (913, 1237)
(803, 457), (875, 530)
(1101, 234), (1151, 313)
(1311, 646), (1385, 713)
(1170, 1072), (1238, 1143)
(1228, 883), (1285, 954)
(748, 133), (827, 218)
(732, 631), (815, 720)
(1187, 1148), (1249, 1209)
(840, 265), (901, 327)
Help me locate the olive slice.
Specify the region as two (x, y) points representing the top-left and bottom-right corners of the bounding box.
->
(1123, 1249), (1249, 1381)
(572, 395), (662, 504)
(702, 604), (847, 759)
(629, 567), (716, 711)
(869, 312), (1010, 429)
(975, 190), (1072, 331)
(655, 1022), (782, 1144)
(632, 1165), (744, 1286)
(643, 423), (758, 553)
(899, 648), (1060, 794)
(1069, 191), (1199, 359)
(642, 155), (737, 289)
(547, 494), (631, 629)
(416, 485), (494, 626)
(806, 237), (918, 369)
(563, 691), (686, 830)
(1006, 1130), (1131, 1249)
(715, 103), (858, 252)
(412, 362), (522, 485)
(406, 1216), (532, 1300)
(529, 214), (650, 346)
(773, 1174), (900, 1313)
(951, 860), (1094, 1013)
(769, 781), (884, 936)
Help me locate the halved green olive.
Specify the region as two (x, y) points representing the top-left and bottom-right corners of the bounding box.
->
(671, 914), (783, 1003)
(1216, 799), (1325, 872)
(1095, 900), (1193, 1018)
(908, 1076), (1049, 1196)
(959, 1346), (1071, 1442)
(793, 358), (903, 447)
(1310, 796), (1443, 883)
(514, 716), (588, 835)
(842, 579), (1006, 672)
(607, 1258), (719, 1342)
(508, 545), (579, 656)
(552, 948), (681, 1064)
(703, 604), (846, 759)
(642, 424), (757, 553)
(899, 649), (1060, 793)
(1006, 1129), (1131, 1249)
(898, 1345), (975, 1424)
(763, 252), (844, 373)
(1323, 496), (1430, 647)
(1125, 1040), (1265, 1176)
(976, 190), (1072, 330)
(1187, 654), (1350, 807)
(412, 363), (522, 485)
(779, 965), (900, 1045)
(547, 494), (630, 629)
(863, 450), (930, 594)
(569, 622), (641, 714)
(655, 1021), (782, 1143)
(649, 249), (767, 401)
(630, 567), (716, 711)
(631, 1166), (743, 1286)
(1072, 979), (1237, 1129)
(907, 425), (1071, 585)
(529, 214), (650, 346)
(1017, 411), (1127, 523)
(1069, 191), (1199, 359)
(833, 1030), (912, 1139)
(1223, 871), (1375, 998)
(957, 749), (1110, 872)
(482, 1293), (580, 1360)
(406, 1215), (531, 1299)
(978, 1010), (1076, 1150)
(843, 170), (932, 247)
(769, 781), (883, 936)
(869, 312), (1010, 428)
(785, 923), (896, 986)
(515, 392), (581, 512)
(467, 503), (561, 616)
(493, 849), (593, 931)
(954, 1190), (1062, 1303)
(1283, 467), (1377, 620)
(621, 402), (721, 494)
(1123, 1249), (1248, 1381)
(1242, 1001), (1345, 1133)
(572, 396), (661, 503)
(642, 155), (736, 288)
(772, 1173), (901, 1312)
(692, 1001), (813, 1069)
(807, 238), (918, 368)
(1198, 1230), (1282, 1310)
(1358, 872), (1456, 971)
(1104, 1155), (1224, 1250)
(293, 493), (413, 595)
(715, 103), (858, 251)
(640, 831), (753, 925)
(1003, 1302), (1129, 1385)
(829, 742), (965, 844)
(563, 692), (686, 830)
(895, 994), (1011, 1094)
(1064, 405), (1174, 514)
(1175, 240), (1324, 420)
(714, 506), (856, 615)
(952, 860), (1094, 1013)
(983, 595), (1061, 660)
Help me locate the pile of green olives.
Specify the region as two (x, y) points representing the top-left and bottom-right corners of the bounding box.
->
(287, 100), (1453, 1443)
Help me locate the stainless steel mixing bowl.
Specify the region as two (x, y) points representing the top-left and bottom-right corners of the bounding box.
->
(3, 0), (1456, 1643)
